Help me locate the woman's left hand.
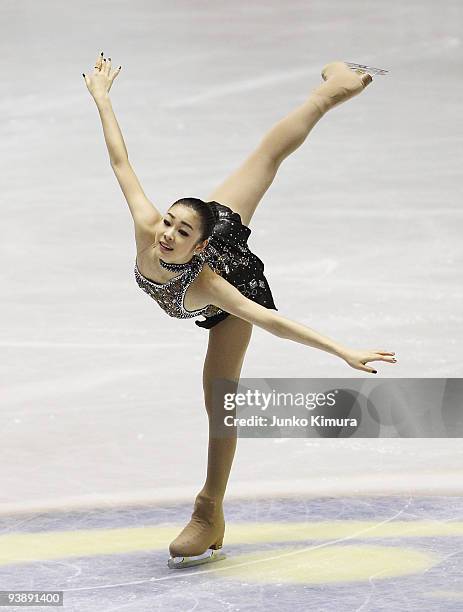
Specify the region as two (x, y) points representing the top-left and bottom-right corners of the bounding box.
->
(340, 348), (397, 374)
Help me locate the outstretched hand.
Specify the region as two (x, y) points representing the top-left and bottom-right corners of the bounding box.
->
(83, 51), (121, 100)
(340, 349), (397, 374)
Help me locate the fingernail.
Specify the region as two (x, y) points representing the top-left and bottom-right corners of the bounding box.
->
(103, 58), (106, 62)
(82, 73), (85, 77)
(373, 370), (377, 374)
(101, 51), (104, 56)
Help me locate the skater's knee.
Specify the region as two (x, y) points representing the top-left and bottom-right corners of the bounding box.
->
(203, 375), (239, 397)
(203, 379), (240, 418)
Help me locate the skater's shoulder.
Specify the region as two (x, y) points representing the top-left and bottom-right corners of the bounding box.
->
(176, 262), (217, 313)
(195, 262), (224, 288)
(184, 262), (221, 304)
(188, 261), (215, 291)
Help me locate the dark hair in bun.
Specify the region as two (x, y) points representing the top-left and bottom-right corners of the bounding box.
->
(170, 197), (219, 244)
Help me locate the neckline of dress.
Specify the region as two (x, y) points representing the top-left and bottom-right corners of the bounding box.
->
(135, 260), (188, 287)
(159, 256), (197, 271)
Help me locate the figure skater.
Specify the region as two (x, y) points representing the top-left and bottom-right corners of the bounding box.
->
(83, 53), (396, 569)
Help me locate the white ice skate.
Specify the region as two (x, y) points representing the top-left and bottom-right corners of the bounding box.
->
(345, 62), (389, 76)
(167, 548), (227, 569)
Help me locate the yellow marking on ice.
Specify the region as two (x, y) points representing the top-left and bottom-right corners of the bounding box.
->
(423, 590), (463, 600)
(0, 520), (461, 565)
(218, 544), (438, 584)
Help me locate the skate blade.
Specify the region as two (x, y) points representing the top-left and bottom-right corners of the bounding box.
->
(167, 549), (226, 569)
(345, 62), (389, 76)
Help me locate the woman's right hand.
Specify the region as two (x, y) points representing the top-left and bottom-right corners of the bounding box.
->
(83, 51), (121, 101)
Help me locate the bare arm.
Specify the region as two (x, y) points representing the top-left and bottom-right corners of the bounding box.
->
(84, 52), (162, 228)
(201, 267), (396, 373)
(94, 94), (128, 167)
(205, 270), (346, 355)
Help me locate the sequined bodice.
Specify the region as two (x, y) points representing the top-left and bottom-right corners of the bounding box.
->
(134, 255), (224, 320)
(133, 201), (272, 324)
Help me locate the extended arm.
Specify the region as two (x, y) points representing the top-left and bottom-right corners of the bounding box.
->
(206, 270), (345, 355)
(94, 93), (128, 167)
(94, 94), (162, 227)
(202, 268), (396, 373)
(84, 52), (162, 230)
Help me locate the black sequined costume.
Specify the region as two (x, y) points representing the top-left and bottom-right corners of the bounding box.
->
(134, 201), (278, 329)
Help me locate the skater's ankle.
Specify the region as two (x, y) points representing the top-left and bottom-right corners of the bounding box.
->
(197, 489), (223, 504)
(308, 93), (332, 116)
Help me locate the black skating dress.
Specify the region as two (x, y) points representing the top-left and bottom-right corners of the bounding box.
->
(134, 201), (278, 329)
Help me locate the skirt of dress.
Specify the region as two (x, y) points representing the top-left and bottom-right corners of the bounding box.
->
(195, 201), (278, 329)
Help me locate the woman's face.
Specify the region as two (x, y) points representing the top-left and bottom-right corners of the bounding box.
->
(154, 204), (208, 263)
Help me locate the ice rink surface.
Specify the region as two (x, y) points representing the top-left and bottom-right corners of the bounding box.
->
(1, 0), (462, 609)
(1, 496), (463, 611)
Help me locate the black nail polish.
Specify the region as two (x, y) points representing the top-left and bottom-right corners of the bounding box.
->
(373, 370), (377, 374)
(101, 51), (104, 56)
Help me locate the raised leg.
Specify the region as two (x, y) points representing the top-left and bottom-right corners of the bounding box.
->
(206, 62), (372, 228)
(206, 97), (324, 228)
